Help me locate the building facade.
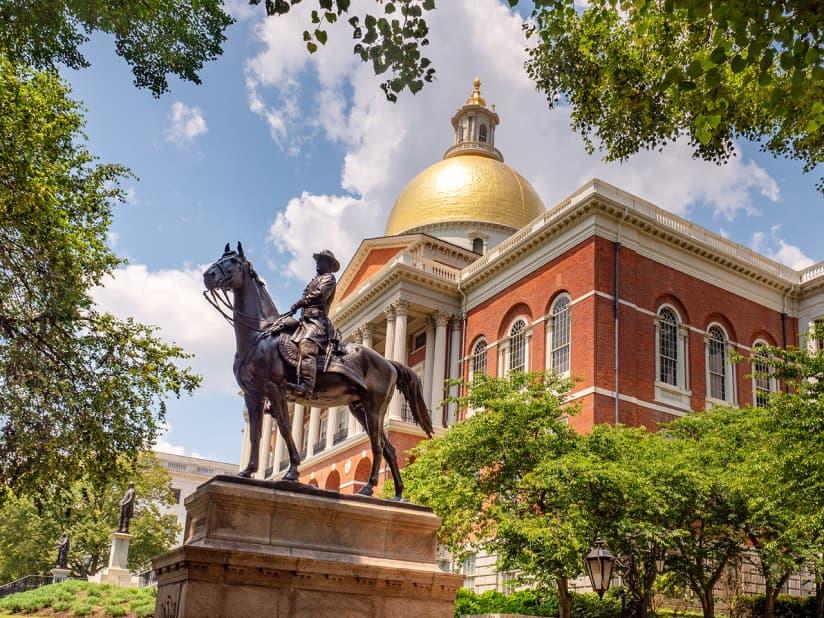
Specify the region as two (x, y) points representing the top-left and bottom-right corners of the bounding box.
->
(154, 451), (238, 544)
(238, 79), (824, 592)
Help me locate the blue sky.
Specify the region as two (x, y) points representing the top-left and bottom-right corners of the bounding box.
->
(69, 0), (821, 463)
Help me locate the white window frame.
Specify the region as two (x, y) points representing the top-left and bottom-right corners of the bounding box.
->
(751, 340), (777, 408)
(546, 294), (572, 378)
(469, 337), (488, 381)
(654, 305), (691, 410)
(705, 323), (737, 407)
(498, 317), (532, 376)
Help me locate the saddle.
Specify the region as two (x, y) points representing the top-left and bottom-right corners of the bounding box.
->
(277, 333), (368, 393)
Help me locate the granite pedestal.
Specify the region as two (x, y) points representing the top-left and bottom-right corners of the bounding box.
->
(99, 532), (136, 587)
(152, 476), (463, 618)
(151, 476), (463, 618)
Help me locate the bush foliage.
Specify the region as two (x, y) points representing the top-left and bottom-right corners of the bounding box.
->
(0, 579), (155, 617)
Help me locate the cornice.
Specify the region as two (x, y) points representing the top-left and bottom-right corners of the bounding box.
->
(460, 178), (818, 298)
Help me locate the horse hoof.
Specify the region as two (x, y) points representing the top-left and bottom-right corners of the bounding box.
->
(357, 486), (373, 496)
(284, 471), (299, 482)
(237, 470), (253, 478)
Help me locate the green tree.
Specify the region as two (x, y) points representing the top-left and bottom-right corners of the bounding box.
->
(404, 372), (586, 618)
(0, 0), (233, 96)
(0, 452), (179, 582)
(524, 0), (823, 192)
(0, 57), (200, 500)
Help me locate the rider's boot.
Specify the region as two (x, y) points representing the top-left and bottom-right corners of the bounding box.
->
(292, 356), (317, 398)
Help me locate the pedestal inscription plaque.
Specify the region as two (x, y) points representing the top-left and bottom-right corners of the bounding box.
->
(151, 477), (463, 618)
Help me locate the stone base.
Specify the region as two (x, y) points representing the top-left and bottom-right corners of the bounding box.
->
(98, 531), (137, 587)
(51, 568), (71, 583)
(151, 476), (463, 618)
(98, 566), (137, 587)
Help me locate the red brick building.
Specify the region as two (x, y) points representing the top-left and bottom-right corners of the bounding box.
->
(238, 80), (824, 563)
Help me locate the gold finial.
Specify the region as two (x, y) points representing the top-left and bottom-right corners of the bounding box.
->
(466, 76), (486, 106)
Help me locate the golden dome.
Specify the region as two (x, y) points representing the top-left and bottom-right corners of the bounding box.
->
(384, 154), (546, 236)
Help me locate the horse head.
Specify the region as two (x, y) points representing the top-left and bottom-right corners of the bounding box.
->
(203, 242), (247, 292)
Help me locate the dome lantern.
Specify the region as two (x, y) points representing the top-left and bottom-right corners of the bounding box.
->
(383, 78), (545, 248)
(446, 77), (502, 162)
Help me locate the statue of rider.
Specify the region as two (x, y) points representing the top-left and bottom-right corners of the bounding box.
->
(288, 250), (340, 397)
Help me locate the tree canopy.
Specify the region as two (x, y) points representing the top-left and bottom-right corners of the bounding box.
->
(0, 56), (200, 499)
(0, 0), (232, 96)
(0, 453), (179, 581)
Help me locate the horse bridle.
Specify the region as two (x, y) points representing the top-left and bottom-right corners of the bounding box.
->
(202, 256), (289, 333)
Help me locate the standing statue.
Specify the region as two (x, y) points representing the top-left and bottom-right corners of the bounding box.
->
(56, 534), (69, 568)
(202, 243), (433, 499)
(118, 483), (136, 533)
(288, 250), (339, 398)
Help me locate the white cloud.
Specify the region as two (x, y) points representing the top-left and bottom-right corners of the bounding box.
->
(751, 225), (815, 270)
(123, 187), (140, 205)
(153, 421), (203, 458)
(92, 263), (237, 395)
(165, 101), (208, 147)
(247, 0), (783, 276)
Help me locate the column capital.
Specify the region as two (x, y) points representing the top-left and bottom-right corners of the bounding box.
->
(349, 327), (362, 343)
(361, 322), (374, 336)
(384, 305), (396, 321)
(394, 299), (410, 317)
(450, 315), (462, 331)
(434, 311), (450, 328)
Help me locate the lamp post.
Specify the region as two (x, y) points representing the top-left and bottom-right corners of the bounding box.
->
(584, 535), (616, 598)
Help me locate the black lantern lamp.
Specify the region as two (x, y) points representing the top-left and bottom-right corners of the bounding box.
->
(585, 535), (616, 598)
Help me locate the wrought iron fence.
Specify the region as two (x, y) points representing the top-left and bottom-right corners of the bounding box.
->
(0, 574), (59, 598)
(138, 569), (157, 588)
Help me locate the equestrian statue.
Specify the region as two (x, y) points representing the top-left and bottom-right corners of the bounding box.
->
(203, 243), (433, 499)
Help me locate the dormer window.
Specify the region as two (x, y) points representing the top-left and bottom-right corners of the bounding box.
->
(478, 124), (488, 143)
(472, 237), (484, 254)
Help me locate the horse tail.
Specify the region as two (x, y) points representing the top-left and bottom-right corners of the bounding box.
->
(389, 361), (433, 437)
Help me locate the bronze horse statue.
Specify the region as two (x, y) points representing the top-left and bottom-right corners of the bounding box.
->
(202, 243), (433, 498)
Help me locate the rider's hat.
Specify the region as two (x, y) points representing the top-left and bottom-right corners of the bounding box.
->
(312, 250), (340, 273)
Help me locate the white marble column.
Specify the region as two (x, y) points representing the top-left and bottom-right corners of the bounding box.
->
(390, 300), (409, 419)
(430, 312), (449, 426)
(384, 306), (396, 360)
(239, 409), (251, 472)
(307, 406), (321, 457)
(326, 406), (340, 449)
(255, 412), (273, 479)
(447, 317), (462, 426)
(423, 316), (436, 411)
(273, 430), (285, 476)
(348, 405), (360, 435)
(361, 323), (374, 349)
(291, 404), (305, 452)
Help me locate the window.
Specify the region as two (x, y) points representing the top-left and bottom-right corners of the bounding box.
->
(470, 338), (487, 380)
(549, 295), (571, 375)
(461, 553), (477, 592)
(658, 308), (679, 386)
(412, 330), (426, 352)
(815, 319), (824, 352)
(318, 412), (328, 444)
(508, 319), (527, 374)
(478, 124), (488, 142)
(752, 342), (775, 408)
(172, 488), (181, 504)
(707, 325), (731, 402)
(335, 408), (348, 433)
(498, 570), (518, 595)
(472, 237), (484, 254)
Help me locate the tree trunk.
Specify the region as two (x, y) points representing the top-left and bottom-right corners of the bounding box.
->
(698, 586), (714, 618)
(557, 577), (572, 618)
(815, 580), (823, 618)
(764, 580), (776, 618)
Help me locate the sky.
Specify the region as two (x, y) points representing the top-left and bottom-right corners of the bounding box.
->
(65, 0), (822, 464)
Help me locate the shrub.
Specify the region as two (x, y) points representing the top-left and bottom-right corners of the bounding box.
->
(71, 599), (97, 616)
(739, 594), (817, 618)
(132, 601), (157, 617)
(104, 602), (128, 617)
(571, 592), (621, 618)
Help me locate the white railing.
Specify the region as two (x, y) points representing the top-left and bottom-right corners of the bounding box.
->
(392, 253), (460, 281)
(801, 262), (824, 283)
(443, 141), (503, 160)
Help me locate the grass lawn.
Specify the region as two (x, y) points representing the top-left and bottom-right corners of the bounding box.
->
(0, 580), (155, 617)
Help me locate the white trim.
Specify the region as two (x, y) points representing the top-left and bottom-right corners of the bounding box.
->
(705, 323), (737, 405)
(547, 293), (572, 377)
(501, 316), (531, 375)
(565, 386), (688, 417)
(751, 340), (777, 408)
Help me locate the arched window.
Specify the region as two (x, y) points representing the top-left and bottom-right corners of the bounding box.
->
(707, 325), (731, 402)
(549, 295), (571, 375)
(472, 237), (484, 254)
(471, 338), (487, 379)
(478, 124), (488, 143)
(658, 308), (679, 386)
(752, 342), (775, 408)
(508, 319), (527, 374)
